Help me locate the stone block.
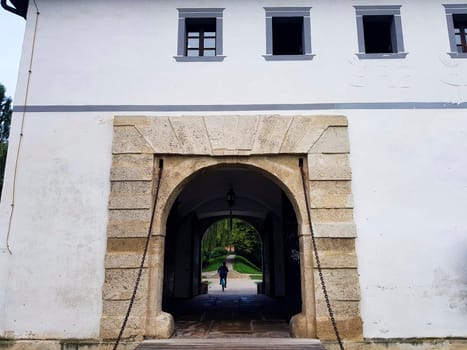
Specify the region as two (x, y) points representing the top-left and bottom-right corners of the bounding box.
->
(316, 300), (360, 318)
(316, 316), (363, 341)
(137, 117), (183, 154)
(312, 223), (357, 238)
(107, 238), (147, 253)
(109, 181), (153, 210)
(100, 315), (145, 340)
(308, 154), (351, 180)
(169, 116), (211, 154)
(313, 269), (360, 301)
(314, 237), (355, 252)
(103, 268), (148, 301)
(309, 126), (350, 154)
(114, 115), (151, 127)
(252, 115), (293, 153)
(112, 126), (153, 154)
(105, 253), (148, 269)
(110, 154), (154, 181)
(204, 115), (258, 153)
(0, 341), (62, 350)
(309, 181), (353, 208)
(280, 116), (327, 153)
(318, 252), (358, 268)
(310, 209), (354, 223)
(108, 193), (152, 210)
(107, 209), (152, 238)
(103, 298), (147, 317)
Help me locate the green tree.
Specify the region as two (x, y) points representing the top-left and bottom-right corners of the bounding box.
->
(202, 218), (262, 268)
(0, 84), (12, 196)
(231, 219), (262, 267)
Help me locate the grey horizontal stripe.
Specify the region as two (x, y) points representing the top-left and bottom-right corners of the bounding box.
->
(13, 102), (467, 113)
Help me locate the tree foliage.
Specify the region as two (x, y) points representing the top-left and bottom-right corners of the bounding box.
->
(202, 218), (262, 268)
(0, 84), (12, 196)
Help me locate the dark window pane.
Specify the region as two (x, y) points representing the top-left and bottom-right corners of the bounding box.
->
(453, 14), (467, 53)
(185, 18), (217, 56)
(272, 17), (304, 55)
(186, 18), (216, 34)
(363, 15), (395, 53)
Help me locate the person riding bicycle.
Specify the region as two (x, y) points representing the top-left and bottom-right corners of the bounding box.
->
(217, 261), (229, 288)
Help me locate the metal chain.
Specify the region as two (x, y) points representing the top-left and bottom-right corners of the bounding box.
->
(299, 158), (345, 350)
(113, 159), (164, 350)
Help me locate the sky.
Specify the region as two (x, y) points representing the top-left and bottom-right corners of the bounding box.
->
(0, 9), (26, 100)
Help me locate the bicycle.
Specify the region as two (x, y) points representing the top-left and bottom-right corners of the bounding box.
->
(220, 276), (226, 292)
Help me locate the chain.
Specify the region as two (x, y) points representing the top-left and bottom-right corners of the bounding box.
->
(299, 158), (344, 350)
(113, 159), (164, 350)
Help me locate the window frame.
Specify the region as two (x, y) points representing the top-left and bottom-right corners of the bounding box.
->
(354, 5), (407, 59)
(263, 7), (314, 61)
(444, 4), (467, 58)
(175, 8), (225, 62)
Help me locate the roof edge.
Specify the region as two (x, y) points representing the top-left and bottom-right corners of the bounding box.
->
(1, 0), (29, 19)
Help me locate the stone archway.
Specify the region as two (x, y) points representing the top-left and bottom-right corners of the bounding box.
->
(100, 115), (362, 341)
(159, 160), (307, 335)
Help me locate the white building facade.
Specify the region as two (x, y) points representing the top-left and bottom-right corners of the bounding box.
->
(1, 0), (467, 349)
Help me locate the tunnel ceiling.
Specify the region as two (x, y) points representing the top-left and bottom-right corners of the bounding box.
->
(175, 167), (286, 222)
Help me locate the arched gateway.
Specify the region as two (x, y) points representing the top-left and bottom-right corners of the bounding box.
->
(100, 115), (362, 341)
(162, 164), (305, 332)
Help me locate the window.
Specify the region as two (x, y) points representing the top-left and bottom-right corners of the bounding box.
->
(453, 15), (467, 53)
(186, 18), (216, 57)
(355, 6), (407, 59)
(264, 7), (314, 60)
(444, 4), (467, 58)
(175, 8), (225, 61)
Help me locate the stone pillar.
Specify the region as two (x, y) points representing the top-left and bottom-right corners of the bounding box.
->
(290, 224), (317, 338)
(145, 234), (174, 339)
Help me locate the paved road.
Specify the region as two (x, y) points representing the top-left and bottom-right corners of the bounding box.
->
(207, 276), (258, 295)
(205, 254), (259, 294)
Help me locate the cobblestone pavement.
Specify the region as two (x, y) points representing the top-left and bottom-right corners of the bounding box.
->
(164, 278), (291, 338)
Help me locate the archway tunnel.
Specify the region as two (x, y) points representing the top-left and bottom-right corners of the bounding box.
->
(162, 165), (302, 325)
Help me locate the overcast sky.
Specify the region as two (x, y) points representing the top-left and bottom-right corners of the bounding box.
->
(0, 9), (26, 100)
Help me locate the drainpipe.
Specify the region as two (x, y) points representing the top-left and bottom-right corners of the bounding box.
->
(1, 0), (29, 19)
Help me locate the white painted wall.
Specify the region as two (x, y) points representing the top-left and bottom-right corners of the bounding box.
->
(0, 112), (114, 338)
(347, 110), (467, 338)
(13, 0), (467, 106)
(1, 0), (466, 340)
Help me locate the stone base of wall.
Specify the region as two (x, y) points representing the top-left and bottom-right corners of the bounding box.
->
(324, 338), (467, 350)
(1, 338), (466, 350)
(0, 339), (138, 350)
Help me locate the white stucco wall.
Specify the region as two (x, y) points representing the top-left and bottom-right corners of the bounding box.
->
(0, 113), (114, 338)
(11, 0), (467, 106)
(347, 110), (467, 338)
(1, 0), (466, 340)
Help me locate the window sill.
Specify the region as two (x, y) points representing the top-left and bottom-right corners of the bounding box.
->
(356, 52), (408, 59)
(263, 54), (315, 61)
(173, 56), (225, 62)
(447, 52), (467, 58)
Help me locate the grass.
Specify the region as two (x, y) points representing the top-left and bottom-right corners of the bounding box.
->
(202, 255), (227, 272)
(249, 274), (263, 280)
(202, 254), (262, 275)
(233, 255), (262, 274)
